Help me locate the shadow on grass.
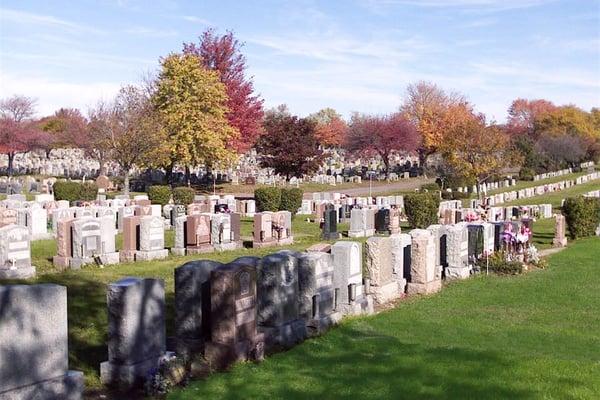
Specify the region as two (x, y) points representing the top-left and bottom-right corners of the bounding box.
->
(170, 322), (582, 400)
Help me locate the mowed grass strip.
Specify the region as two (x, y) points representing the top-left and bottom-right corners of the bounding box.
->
(170, 237), (600, 400)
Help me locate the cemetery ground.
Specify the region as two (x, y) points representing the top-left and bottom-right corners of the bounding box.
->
(170, 236), (600, 400)
(6, 212), (566, 395)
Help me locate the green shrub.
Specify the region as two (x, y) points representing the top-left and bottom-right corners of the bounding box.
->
(254, 187), (281, 212)
(563, 196), (600, 239)
(53, 181), (98, 203)
(519, 167), (535, 181)
(79, 182), (98, 201)
(279, 188), (303, 215)
(148, 185), (171, 206)
(420, 182), (440, 192)
(404, 193), (440, 228)
(172, 187), (195, 205)
(441, 190), (470, 200)
(478, 251), (523, 275)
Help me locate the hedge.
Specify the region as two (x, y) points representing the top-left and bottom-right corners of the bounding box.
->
(420, 183), (440, 192)
(254, 187), (282, 212)
(53, 181), (98, 203)
(404, 193), (440, 229)
(280, 188), (303, 215)
(172, 187), (195, 205)
(519, 167), (535, 181)
(563, 196), (600, 239)
(147, 185), (171, 206)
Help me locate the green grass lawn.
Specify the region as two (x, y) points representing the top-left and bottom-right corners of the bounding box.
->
(170, 236), (600, 400)
(6, 209), (592, 395)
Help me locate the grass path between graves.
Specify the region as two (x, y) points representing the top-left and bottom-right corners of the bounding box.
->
(170, 236), (600, 400)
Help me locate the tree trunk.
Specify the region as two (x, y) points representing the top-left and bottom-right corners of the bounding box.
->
(166, 161), (174, 186)
(123, 169), (130, 196)
(185, 166), (191, 187)
(7, 153), (14, 176)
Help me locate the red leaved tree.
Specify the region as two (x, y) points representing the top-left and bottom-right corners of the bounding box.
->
(38, 108), (89, 157)
(308, 108), (347, 147)
(345, 112), (420, 178)
(183, 29), (264, 154)
(507, 98), (557, 137)
(0, 95), (49, 175)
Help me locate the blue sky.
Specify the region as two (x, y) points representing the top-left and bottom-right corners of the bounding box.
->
(1, 0), (598, 121)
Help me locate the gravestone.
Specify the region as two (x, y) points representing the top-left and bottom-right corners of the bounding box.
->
(407, 229), (442, 295)
(426, 224), (445, 277)
(389, 207), (401, 234)
(365, 236), (402, 304)
(186, 214), (213, 254)
(375, 209), (391, 234)
(18, 205), (49, 240)
(120, 216), (140, 262)
(230, 212), (242, 248)
(389, 233), (409, 293)
(204, 261), (265, 369)
(552, 214), (568, 247)
(174, 260), (223, 358)
(99, 215), (119, 265)
(321, 205), (341, 240)
(348, 208), (367, 238)
(444, 224), (470, 280)
(70, 218), (105, 268)
(257, 251), (306, 350)
(297, 251), (342, 334)
(0, 208), (18, 227)
(0, 224), (35, 279)
(252, 212), (276, 248)
(53, 218), (74, 270)
(134, 215), (168, 261)
(273, 211), (293, 245)
(100, 278), (168, 389)
(211, 213), (236, 251)
(331, 241), (373, 315)
(171, 215), (187, 256)
(0, 284), (84, 399)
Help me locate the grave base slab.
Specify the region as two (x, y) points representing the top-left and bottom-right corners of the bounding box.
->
(52, 256), (71, 271)
(99, 252), (120, 265)
(100, 352), (172, 390)
(277, 237), (294, 246)
(406, 280), (442, 295)
(370, 280), (402, 305)
(445, 266), (471, 281)
(0, 370), (84, 400)
(136, 249), (169, 261)
(213, 242), (238, 252)
(252, 240), (278, 249)
(347, 230), (365, 238)
(261, 319), (306, 351)
(0, 265), (36, 279)
(186, 245), (214, 255)
(306, 311), (343, 335)
(204, 335), (265, 370)
(170, 247), (186, 256)
(339, 294), (374, 316)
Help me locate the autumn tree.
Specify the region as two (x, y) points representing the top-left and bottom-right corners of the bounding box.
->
(256, 113), (323, 180)
(400, 81), (464, 165)
(345, 112), (420, 178)
(183, 29), (264, 154)
(438, 104), (515, 197)
(104, 86), (168, 193)
(536, 134), (587, 168)
(506, 98), (557, 137)
(153, 52), (238, 183)
(39, 108), (88, 157)
(307, 108), (347, 147)
(0, 95), (49, 175)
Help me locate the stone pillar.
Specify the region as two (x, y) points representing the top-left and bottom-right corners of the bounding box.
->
(171, 215), (187, 256)
(552, 214), (568, 248)
(100, 277), (167, 389)
(444, 224), (471, 280)
(407, 229), (442, 295)
(0, 284), (84, 399)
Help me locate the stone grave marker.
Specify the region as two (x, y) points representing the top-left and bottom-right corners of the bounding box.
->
(365, 236), (402, 304)
(407, 229), (442, 295)
(331, 241), (373, 315)
(0, 224), (35, 279)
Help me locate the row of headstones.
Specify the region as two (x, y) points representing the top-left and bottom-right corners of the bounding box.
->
(454, 178), (517, 194)
(481, 171), (600, 206)
(533, 167), (572, 181)
(456, 204), (553, 224)
(0, 177), (55, 194)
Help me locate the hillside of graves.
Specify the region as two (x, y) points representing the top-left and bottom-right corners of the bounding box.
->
(170, 237), (600, 400)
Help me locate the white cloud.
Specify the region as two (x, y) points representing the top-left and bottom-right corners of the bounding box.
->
(363, 0), (553, 11)
(181, 15), (211, 25)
